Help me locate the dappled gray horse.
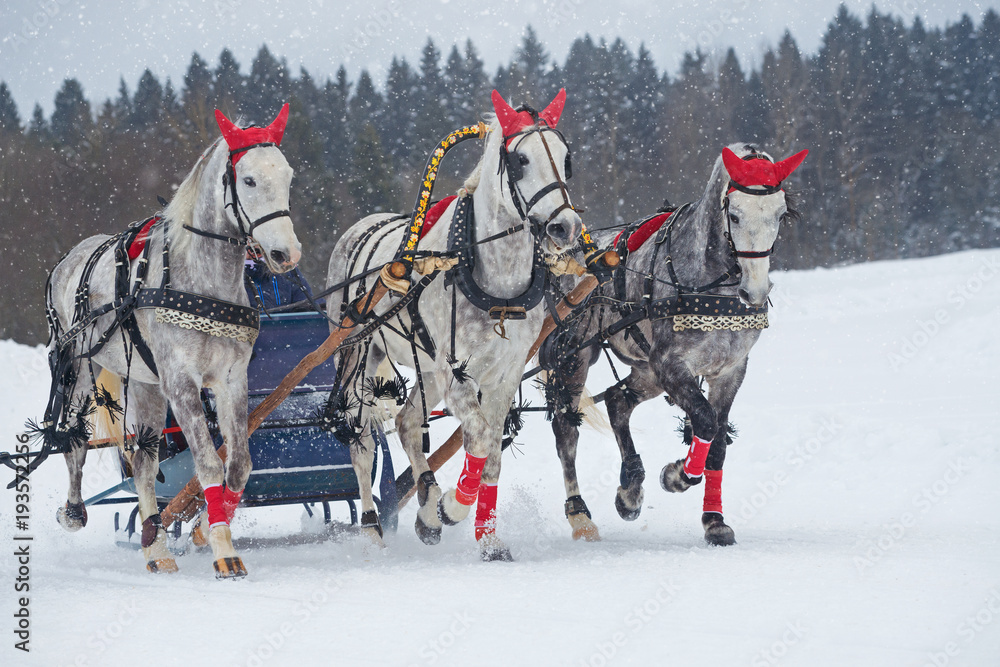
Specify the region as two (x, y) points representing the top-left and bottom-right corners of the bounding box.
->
(544, 143), (806, 545)
(326, 90), (582, 560)
(42, 105), (300, 577)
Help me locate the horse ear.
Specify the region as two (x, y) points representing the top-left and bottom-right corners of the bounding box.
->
(773, 149), (808, 183)
(214, 109), (243, 149)
(539, 88), (566, 128)
(722, 147), (752, 183)
(491, 90), (520, 136)
(266, 103), (290, 146)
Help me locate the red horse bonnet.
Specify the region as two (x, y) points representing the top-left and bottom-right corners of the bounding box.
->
(214, 103), (290, 165)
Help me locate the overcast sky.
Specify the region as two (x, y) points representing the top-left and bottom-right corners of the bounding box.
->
(0, 0), (992, 116)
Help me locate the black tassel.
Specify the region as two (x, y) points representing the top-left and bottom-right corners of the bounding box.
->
(94, 386), (123, 423)
(446, 354), (471, 384)
(315, 391), (365, 449)
(363, 375), (409, 405)
(132, 425), (161, 460)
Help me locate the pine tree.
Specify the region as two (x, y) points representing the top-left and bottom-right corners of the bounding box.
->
(182, 52), (214, 142)
(0, 82), (21, 133)
(349, 122), (396, 214)
(131, 69), (164, 130)
(27, 104), (47, 141)
(247, 45), (290, 123)
(50, 78), (93, 147)
(213, 48), (244, 117)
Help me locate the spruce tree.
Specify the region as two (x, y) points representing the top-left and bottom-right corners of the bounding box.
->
(0, 82), (21, 133)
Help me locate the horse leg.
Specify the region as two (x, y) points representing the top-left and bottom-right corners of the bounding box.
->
(437, 374), (498, 528)
(396, 377), (446, 545)
(162, 370), (245, 578)
(655, 362), (719, 495)
(550, 347), (601, 541)
(125, 380), (178, 572)
(604, 367), (662, 521)
(56, 363), (92, 532)
(698, 366), (747, 546)
(476, 444), (513, 561)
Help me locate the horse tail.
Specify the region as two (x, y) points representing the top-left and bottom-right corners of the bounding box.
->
(92, 369), (125, 449)
(578, 387), (611, 434)
(536, 370), (611, 434)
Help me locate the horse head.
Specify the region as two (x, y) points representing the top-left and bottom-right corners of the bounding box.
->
(720, 144), (807, 307)
(491, 89), (583, 254)
(215, 104), (302, 273)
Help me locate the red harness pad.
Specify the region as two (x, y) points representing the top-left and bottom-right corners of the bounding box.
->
(614, 212), (673, 253)
(419, 196), (458, 240)
(127, 216), (160, 261)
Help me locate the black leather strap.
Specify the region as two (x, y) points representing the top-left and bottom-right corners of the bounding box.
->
(136, 287), (260, 331)
(447, 194), (547, 313)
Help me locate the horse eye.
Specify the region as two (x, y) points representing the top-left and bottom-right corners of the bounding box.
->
(243, 177), (256, 187)
(518, 153), (530, 166)
(729, 213), (740, 225)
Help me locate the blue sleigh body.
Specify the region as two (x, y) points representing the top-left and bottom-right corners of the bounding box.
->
(85, 311), (397, 536)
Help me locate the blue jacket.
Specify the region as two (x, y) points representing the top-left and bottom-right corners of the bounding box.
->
(244, 260), (315, 311)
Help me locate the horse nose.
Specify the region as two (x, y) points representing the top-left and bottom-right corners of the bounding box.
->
(270, 249), (289, 265)
(546, 220), (572, 247)
(738, 287), (767, 308)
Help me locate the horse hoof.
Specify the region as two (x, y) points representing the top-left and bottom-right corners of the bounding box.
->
(214, 556), (248, 579)
(614, 492), (642, 521)
(415, 514), (442, 545)
(702, 513), (737, 546)
(146, 558), (179, 574)
(190, 515), (209, 549)
(479, 536), (514, 562)
(56, 502), (88, 532)
(437, 491), (470, 526)
(660, 460), (701, 493)
(568, 514), (601, 542)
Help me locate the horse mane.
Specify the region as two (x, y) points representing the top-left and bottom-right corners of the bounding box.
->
(165, 137), (224, 255)
(461, 113), (501, 196)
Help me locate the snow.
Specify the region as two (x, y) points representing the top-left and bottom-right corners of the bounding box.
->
(2, 249), (999, 666)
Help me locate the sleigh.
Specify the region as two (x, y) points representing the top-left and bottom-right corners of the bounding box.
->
(82, 309), (398, 543)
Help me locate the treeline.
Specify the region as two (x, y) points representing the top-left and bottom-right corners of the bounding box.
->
(1, 6), (998, 344)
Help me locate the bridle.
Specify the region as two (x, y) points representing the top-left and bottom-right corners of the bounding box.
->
(497, 106), (579, 240)
(183, 139), (291, 247)
(722, 149), (785, 260)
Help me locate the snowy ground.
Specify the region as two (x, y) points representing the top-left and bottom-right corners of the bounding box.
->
(2, 250), (999, 667)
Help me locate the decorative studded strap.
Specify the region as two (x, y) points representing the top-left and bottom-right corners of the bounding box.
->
(136, 287), (259, 343)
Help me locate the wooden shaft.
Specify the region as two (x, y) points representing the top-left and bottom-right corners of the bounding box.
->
(394, 274), (601, 512)
(161, 280), (391, 529)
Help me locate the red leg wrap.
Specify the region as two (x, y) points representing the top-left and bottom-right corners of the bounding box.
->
(455, 454), (487, 506)
(203, 484), (227, 528)
(683, 435), (712, 478)
(223, 487), (243, 524)
(475, 483), (498, 541)
(703, 469), (723, 514)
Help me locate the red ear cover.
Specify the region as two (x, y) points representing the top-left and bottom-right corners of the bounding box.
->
(722, 147), (809, 188)
(773, 149), (808, 182)
(539, 88), (566, 128)
(214, 103), (290, 165)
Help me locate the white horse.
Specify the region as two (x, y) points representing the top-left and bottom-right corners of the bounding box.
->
(41, 105), (300, 577)
(326, 90), (583, 560)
